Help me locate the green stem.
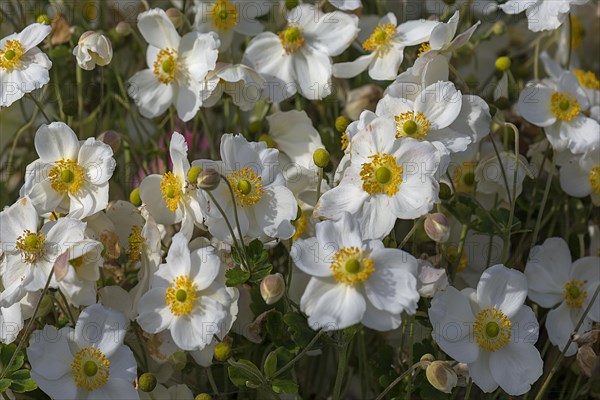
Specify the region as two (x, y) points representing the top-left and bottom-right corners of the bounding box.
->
(534, 283), (600, 400)
(27, 93), (51, 123)
(220, 175), (248, 258)
(76, 65), (84, 133)
(205, 190), (246, 268)
(57, 288), (76, 325)
(565, 14), (573, 69)
(206, 367), (219, 395)
(316, 168), (324, 202)
(272, 330), (323, 379)
(502, 123), (521, 264)
(333, 341), (349, 400)
(531, 151), (556, 246)
(405, 316), (415, 400)
(375, 363), (424, 400)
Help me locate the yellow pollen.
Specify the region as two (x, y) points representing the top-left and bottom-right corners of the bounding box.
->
(127, 225), (144, 262)
(211, 0), (238, 31)
(16, 230), (46, 264)
(360, 153), (403, 197)
(474, 307), (512, 352)
(153, 48), (178, 84)
(340, 132), (349, 151)
(589, 166), (600, 194)
(363, 23), (397, 55)
(395, 111), (431, 140)
(292, 212), (307, 241)
(0, 40), (24, 71)
(165, 275), (197, 316)
(330, 246), (375, 285)
(70, 255), (85, 269)
(278, 25), (305, 54)
(160, 171), (182, 212)
(71, 346), (110, 391)
(573, 69), (600, 90)
(418, 42), (431, 57)
(550, 92), (580, 121)
(564, 279), (587, 308)
(446, 247), (468, 273)
(49, 159), (85, 195)
(227, 167), (264, 207)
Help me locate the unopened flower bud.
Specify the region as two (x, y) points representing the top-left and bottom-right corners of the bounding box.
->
(187, 165), (203, 183)
(335, 116), (350, 133)
(195, 394), (212, 400)
(495, 56), (511, 72)
(197, 168), (221, 191)
(138, 373), (157, 392)
(170, 351), (187, 370)
(492, 22), (505, 36)
(258, 134), (275, 148)
(37, 14), (51, 25)
(439, 183), (452, 200)
(424, 213), (450, 243)
(426, 361), (458, 394)
(313, 148), (330, 169)
(420, 353), (435, 364)
(130, 188), (142, 207)
(166, 8), (184, 28)
(98, 130), (121, 152)
(73, 31), (113, 70)
(260, 273), (286, 305)
(115, 21), (132, 36)
(214, 342), (232, 361)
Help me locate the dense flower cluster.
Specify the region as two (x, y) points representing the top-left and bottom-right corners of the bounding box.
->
(0, 1), (598, 399)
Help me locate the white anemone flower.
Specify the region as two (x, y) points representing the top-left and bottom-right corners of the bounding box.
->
(201, 62), (265, 111)
(128, 8), (219, 121)
(499, 0), (589, 32)
(0, 197), (89, 307)
(329, 0), (362, 10)
(137, 233), (237, 351)
(559, 149), (600, 205)
(73, 31), (113, 70)
(315, 117), (442, 240)
(474, 150), (531, 207)
(243, 4), (358, 102)
(518, 71), (600, 154)
(195, 134), (297, 243)
(292, 213), (419, 331)
(27, 304), (138, 400)
(333, 13), (439, 81)
(525, 237), (600, 356)
(139, 132), (204, 239)
(429, 264), (543, 395)
(0, 23), (52, 107)
(376, 81), (491, 153)
(193, 0), (270, 50)
(19, 122), (116, 219)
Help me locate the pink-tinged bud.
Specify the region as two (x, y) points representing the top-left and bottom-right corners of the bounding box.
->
(197, 168), (221, 191)
(73, 31), (113, 70)
(98, 130), (121, 153)
(424, 213), (450, 243)
(426, 361), (458, 394)
(260, 273), (285, 305)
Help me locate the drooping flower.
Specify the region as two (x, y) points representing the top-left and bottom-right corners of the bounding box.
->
(195, 134), (298, 243)
(518, 71), (600, 154)
(429, 264), (543, 395)
(315, 116), (442, 240)
(333, 13), (439, 80)
(293, 213), (419, 331)
(525, 237), (599, 356)
(139, 132), (204, 239)
(19, 122), (116, 219)
(243, 4), (358, 102)
(27, 304), (138, 400)
(0, 23), (52, 107)
(128, 8), (219, 121)
(137, 233), (238, 351)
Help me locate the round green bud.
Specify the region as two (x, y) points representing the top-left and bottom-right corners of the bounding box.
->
(187, 165), (203, 183)
(237, 179), (252, 195)
(258, 134), (275, 148)
(439, 183), (452, 200)
(37, 14), (51, 25)
(285, 0), (299, 10)
(129, 188), (142, 207)
(313, 148), (330, 169)
(335, 115), (350, 133)
(495, 56), (511, 72)
(214, 342), (232, 361)
(195, 395), (213, 400)
(138, 373), (157, 392)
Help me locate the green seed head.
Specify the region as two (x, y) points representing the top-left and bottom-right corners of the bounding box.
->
(138, 373), (158, 392)
(237, 179), (252, 195)
(61, 169), (75, 184)
(313, 148), (330, 168)
(403, 120), (418, 135)
(345, 258), (361, 274)
(129, 188), (142, 206)
(485, 322), (500, 338)
(83, 361), (98, 377)
(187, 166), (203, 184)
(175, 289), (187, 302)
(375, 167), (392, 184)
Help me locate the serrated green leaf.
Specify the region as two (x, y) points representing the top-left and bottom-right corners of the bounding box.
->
(0, 344), (23, 373)
(248, 264), (273, 283)
(227, 359), (264, 388)
(0, 378), (12, 393)
(284, 312), (316, 348)
(225, 269), (250, 286)
(8, 369), (30, 380)
(10, 377), (37, 393)
(271, 379), (298, 394)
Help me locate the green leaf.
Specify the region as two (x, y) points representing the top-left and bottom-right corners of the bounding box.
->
(266, 311), (294, 349)
(227, 359), (264, 388)
(284, 312), (317, 348)
(225, 269), (251, 286)
(271, 379), (298, 394)
(8, 370), (30, 380)
(230, 247), (243, 266)
(246, 239), (267, 265)
(263, 351), (278, 378)
(0, 344), (24, 373)
(0, 378), (12, 393)
(248, 264), (273, 283)
(9, 370), (37, 394)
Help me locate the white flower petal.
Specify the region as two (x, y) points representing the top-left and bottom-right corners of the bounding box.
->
(137, 8), (181, 49)
(477, 264), (528, 318)
(525, 237), (571, 307)
(415, 81), (462, 130)
(489, 342), (543, 396)
(34, 122), (79, 163)
(517, 85), (555, 127)
(291, 237), (334, 278)
(74, 304), (128, 358)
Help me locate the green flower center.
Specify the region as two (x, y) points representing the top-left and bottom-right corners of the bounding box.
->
(4, 49), (15, 60)
(344, 258), (361, 274)
(176, 289), (187, 302)
(403, 120), (418, 135)
(83, 361), (98, 377)
(485, 322), (500, 338)
(237, 179), (252, 195)
(375, 167), (392, 184)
